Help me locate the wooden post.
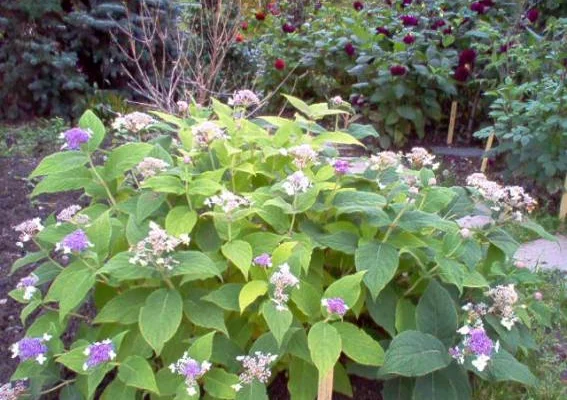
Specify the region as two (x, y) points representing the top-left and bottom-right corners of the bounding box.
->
(446, 101), (458, 145)
(480, 133), (495, 173)
(559, 174), (567, 220)
(317, 369), (334, 400)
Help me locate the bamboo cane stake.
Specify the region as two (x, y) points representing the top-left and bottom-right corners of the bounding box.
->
(446, 101), (458, 145)
(559, 174), (567, 220)
(317, 369), (334, 400)
(480, 133), (495, 173)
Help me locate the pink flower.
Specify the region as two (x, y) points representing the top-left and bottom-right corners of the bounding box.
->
(459, 49), (477, 65)
(525, 9), (539, 23)
(353, 1), (364, 11)
(400, 15), (419, 27)
(390, 65), (407, 76)
(403, 34), (415, 44)
(282, 23), (296, 33)
(533, 292), (543, 301)
(454, 66), (470, 82)
(344, 42), (356, 57)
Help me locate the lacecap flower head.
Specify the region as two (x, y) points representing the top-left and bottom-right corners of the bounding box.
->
(269, 263), (300, 311)
(322, 297), (348, 317)
(228, 90), (260, 108)
(13, 218), (44, 247)
(232, 352), (278, 392)
(60, 128), (91, 150)
(169, 353), (211, 396)
(83, 339), (116, 370)
(282, 171), (311, 196)
(56, 205), (90, 226)
(55, 229), (93, 254)
(16, 273), (39, 301)
(129, 221), (189, 270)
(136, 157), (169, 180)
(11, 334), (52, 365)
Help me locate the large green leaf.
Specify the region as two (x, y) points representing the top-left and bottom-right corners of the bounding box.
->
(239, 280), (268, 312)
(415, 280), (457, 346)
(355, 241), (399, 299)
(166, 206), (198, 236)
(118, 355), (159, 394)
(412, 365), (471, 400)
(222, 240), (253, 279)
(380, 331), (451, 377)
(382, 377), (415, 400)
(30, 152), (88, 178)
(31, 167), (91, 197)
(187, 331), (216, 361)
(45, 261), (95, 320)
(79, 109), (106, 151)
(203, 368), (239, 399)
(322, 271), (365, 313)
(235, 381), (268, 400)
(139, 289), (183, 354)
(477, 349), (537, 386)
(86, 210), (112, 260)
(136, 192), (166, 223)
(104, 143), (153, 180)
(308, 322), (342, 378)
(172, 251), (221, 282)
(335, 322), (384, 366)
(366, 285), (398, 337)
(184, 296), (228, 336)
(262, 301), (292, 346)
(94, 287), (152, 325)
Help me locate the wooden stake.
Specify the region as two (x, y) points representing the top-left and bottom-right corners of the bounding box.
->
(480, 133), (495, 173)
(446, 101), (458, 145)
(559, 174), (567, 220)
(317, 369), (334, 400)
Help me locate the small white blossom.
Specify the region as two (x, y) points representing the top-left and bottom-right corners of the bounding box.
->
(192, 122), (227, 148)
(405, 147), (438, 169)
(205, 191), (250, 215)
(282, 171), (311, 196)
(169, 352), (211, 395)
(112, 112), (155, 132)
(288, 144), (319, 169)
(136, 157), (169, 180)
(56, 205), (90, 226)
(234, 352), (277, 390)
(228, 90), (260, 108)
(269, 263), (300, 310)
(129, 222), (189, 271)
(369, 151), (402, 171)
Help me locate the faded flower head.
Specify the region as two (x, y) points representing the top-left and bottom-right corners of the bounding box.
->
(0, 381), (27, 400)
(169, 353), (211, 396)
(329, 96), (345, 107)
(282, 171), (311, 196)
(456, 215), (494, 230)
(55, 229), (92, 254)
(486, 284), (519, 330)
(56, 205), (89, 226)
(136, 157), (169, 180)
(369, 151), (402, 171)
(228, 90), (260, 108)
(192, 121), (227, 148)
(61, 128), (91, 150)
(333, 159), (350, 175)
(11, 334), (51, 365)
(13, 218), (44, 247)
(129, 222), (189, 270)
(232, 352), (278, 391)
(253, 253), (272, 268)
(205, 191), (250, 215)
(405, 147), (439, 169)
(322, 297), (348, 316)
(177, 100), (189, 113)
(112, 112), (155, 133)
(269, 263), (300, 311)
(83, 339), (116, 370)
(16, 273), (39, 301)
(289, 144), (319, 169)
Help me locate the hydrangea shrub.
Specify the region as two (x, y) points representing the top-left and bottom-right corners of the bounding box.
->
(8, 95), (550, 399)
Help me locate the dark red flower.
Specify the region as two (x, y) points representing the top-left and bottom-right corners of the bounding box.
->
(403, 34), (415, 44)
(241, 21), (248, 31)
(390, 65), (407, 76)
(459, 49), (477, 65)
(526, 8), (539, 23)
(400, 15), (419, 27)
(454, 66), (470, 82)
(255, 11), (266, 21)
(431, 19), (446, 30)
(480, 0), (495, 6)
(402, 0), (413, 7)
(282, 23), (296, 33)
(442, 26), (453, 35)
(498, 42), (515, 54)
(274, 58), (286, 70)
(351, 94), (366, 106)
(344, 42), (356, 57)
(235, 33), (244, 43)
(470, 2), (487, 14)
(353, 1), (364, 11)
(376, 26), (391, 36)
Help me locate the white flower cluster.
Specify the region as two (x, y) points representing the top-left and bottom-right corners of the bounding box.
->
(269, 263), (300, 311)
(405, 147), (439, 170)
(369, 151), (402, 171)
(486, 284), (519, 330)
(192, 121), (227, 148)
(282, 171), (311, 196)
(232, 352), (278, 392)
(112, 112), (155, 132)
(228, 90), (260, 108)
(288, 144), (319, 169)
(136, 157), (169, 180)
(466, 173), (537, 219)
(205, 191), (250, 215)
(129, 222), (189, 270)
(13, 218), (44, 248)
(56, 205), (90, 226)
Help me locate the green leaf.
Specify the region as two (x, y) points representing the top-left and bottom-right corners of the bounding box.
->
(288, 357), (318, 400)
(382, 377), (415, 400)
(396, 298), (417, 333)
(101, 379), (137, 400)
(520, 219), (556, 241)
(118, 355), (159, 394)
(479, 349), (537, 386)
(184, 296), (228, 336)
(366, 285), (398, 337)
(282, 94), (312, 117)
(312, 132), (364, 147)
(415, 280), (457, 346)
(31, 167), (91, 197)
(436, 257), (465, 293)
(94, 287), (152, 325)
(239, 280), (268, 312)
(291, 280), (322, 319)
(136, 192), (166, 223)
(347, 123), (379, 139)
(323, 271), (366, 311)
(86, 210), (112, 259)
(308, 322), (342, 378)
(486, 229), (519, 258)
(45, 261), (95, 320)
(262, 301), (293, 346)
(203, 368), (239, 399)
(222, 240), (253, 279)
(98, 252), (157, 282)
(413, 365), (471, 400)
(172, 251), (221, 282)
(166, 206), (198, 236)
(139, 289), (183, 354)
(104, 143), (153, 180)
(142, 175), (184, 195)
(335, 322), (384, 366)
(187, 331), (216, 361)
(333, 191), (387, 222)
(355, 241), (399, 299)
(11, 251), (48, 274)
(30, 152), (88, 178)
(203, 283), (243, 311)
(380, 331), (451, 377)
(463, 271), (489, 288)
(79, 110), (106, 151)
(235, 381), (268, 400)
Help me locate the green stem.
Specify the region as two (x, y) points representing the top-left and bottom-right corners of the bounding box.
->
(39, 380), (75, 396)
(230, 156), (236, 192)
(87, 153), (117, 207)
(288, 194), (298, 236)
(43, 305), (90, 321)
(228, 220), (233, 242)
(208, 149), (216, 170)
(382, 204), (409, 243)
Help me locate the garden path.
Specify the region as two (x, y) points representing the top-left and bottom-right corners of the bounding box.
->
(515, 235), (567, 271)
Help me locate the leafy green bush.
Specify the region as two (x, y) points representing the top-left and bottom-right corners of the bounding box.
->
(8, 94), (551, 399)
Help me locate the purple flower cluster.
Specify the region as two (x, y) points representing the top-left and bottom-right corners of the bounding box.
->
(450, 325), (499, 372)
(322, 297), (348, 317)
(83, 339), (116, 370)
(11, 334), (51, 365)
(253, 253), (272, 268)
(169, 353), (211, 396)
(56, 229), (92, 254)
(467, 328), (494, 356)
(333, 160), (350, 175)
(61, 128), (91, 150)
(232, 352), (277, 392)
(16, 273), (39, 301)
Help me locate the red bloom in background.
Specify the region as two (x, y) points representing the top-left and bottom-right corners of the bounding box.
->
(442, 26), (453, 35)
(390, 65), (408, 76)
(344, 42), (356, 57)
(235, 33), (244, 43)
(274, 58), (286, 70)
(459, 49), (477, 65)
(403, 34), (415, 44)
(241, 21), (248, 31)
(454, 65), (470, 82)
(255, 11), (266, 21)
(400, 15), (419, 27)
(480, 0), (495, 6)
(526, 8), (539, 23)
(376, 26), (391, 37)
(353, 1), (364, 11)
(267, 3), (280, 16)
(282, 23), (296, 33)
(470, 2), (487, 14)
(402, 0), (413, 7)
(431, 19), (446, 30)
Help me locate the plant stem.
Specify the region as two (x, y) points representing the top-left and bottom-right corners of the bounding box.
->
(208, 149), (216, 170)
(39, 380), (75, 395)
(43, 305), (90, 321)
(382, 204), (409, 243)
(87, 153), (117, 207)
(288, 195), (298, 236)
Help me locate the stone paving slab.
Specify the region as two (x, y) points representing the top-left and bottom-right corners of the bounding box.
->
(431, 146), (486, 158)
(514, 235), (567, 271)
